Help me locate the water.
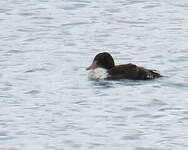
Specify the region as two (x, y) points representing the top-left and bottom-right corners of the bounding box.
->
(0, 0), (188, 150)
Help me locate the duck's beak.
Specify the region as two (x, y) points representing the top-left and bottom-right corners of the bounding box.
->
(86, 60), (98, 70)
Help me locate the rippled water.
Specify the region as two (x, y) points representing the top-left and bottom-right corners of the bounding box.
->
(0, 0), (188, 150)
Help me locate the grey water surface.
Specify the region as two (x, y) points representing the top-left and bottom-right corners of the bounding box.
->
(0, 0), (188, 150)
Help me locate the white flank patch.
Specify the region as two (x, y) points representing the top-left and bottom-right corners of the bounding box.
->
(147, 73), (154, 79)
(88, 68), (108, 80)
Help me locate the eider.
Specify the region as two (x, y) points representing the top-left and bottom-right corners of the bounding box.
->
(87, 52), (162, 80)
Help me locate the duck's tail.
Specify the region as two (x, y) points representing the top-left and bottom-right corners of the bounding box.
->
(149, 69), (163, 78)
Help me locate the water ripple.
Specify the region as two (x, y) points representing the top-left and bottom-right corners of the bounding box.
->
(0, 0), (188, 150)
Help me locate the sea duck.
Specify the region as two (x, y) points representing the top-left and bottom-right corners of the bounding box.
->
(87, 52), (162, 80)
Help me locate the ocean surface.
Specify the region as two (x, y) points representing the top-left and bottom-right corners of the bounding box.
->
(0, 0), (188, 150)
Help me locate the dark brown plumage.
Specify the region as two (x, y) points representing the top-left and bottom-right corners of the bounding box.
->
(87, 52), (162, 80)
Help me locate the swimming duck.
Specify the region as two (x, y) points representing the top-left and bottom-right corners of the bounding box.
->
(87, 52), (162, 80)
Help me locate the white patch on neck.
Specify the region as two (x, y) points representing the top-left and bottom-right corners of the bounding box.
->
(88, 68), (108, 80)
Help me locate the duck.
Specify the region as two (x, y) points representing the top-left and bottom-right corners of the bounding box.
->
(86, 52), (162, 80)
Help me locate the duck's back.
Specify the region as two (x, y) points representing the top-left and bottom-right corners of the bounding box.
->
(107, 63), (161, 80)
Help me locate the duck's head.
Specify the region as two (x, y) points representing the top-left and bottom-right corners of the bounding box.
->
(87, 52), (115, 70)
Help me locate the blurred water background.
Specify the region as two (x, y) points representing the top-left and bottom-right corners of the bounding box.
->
(0, 0), (188, 150)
